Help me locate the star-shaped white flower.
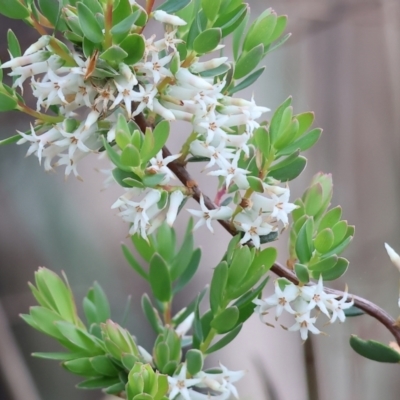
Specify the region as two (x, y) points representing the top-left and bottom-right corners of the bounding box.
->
(187, 194), (232, 233)
(254, 281), (299, 320)
(287, 310), (321, 341)
(168, 363), (201, 400)
(234, 214), (275, 248)
(301, 276), (337, 317)
(208, 152), (250, 189)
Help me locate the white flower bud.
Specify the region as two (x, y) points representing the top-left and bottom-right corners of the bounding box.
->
(153, 98), (176, 121)
(176, 68), (213, 90)
(23, 35), (51, 56)
(153, 10), (187, 26)
(190, 57), (228, 73)
(1, 51), (50, 69)
(385, 243), (400, 272)
(166, 190), (185, 226)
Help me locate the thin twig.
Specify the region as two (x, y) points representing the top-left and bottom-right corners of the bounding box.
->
(133, 114), (400, 345)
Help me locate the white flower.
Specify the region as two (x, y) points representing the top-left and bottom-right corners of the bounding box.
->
(189, 140), (234, 170)
(254, 281), (299, 319)
(260, 190), (298, 226)
(113, 189), (162, 240)
(326, 286), (354, 323)
(234, 213), (275, 248)
(301, 276), (337, 317)
(175, 312), (194, 337)
(136, 52), (173, 84)
(214, 363), (245, 399)
(188, 194), (232, 233)
(168, 363), (201, 400)
(385, 243), (400, 272)
(166, 190), (185, 226)
(287, 310), (321, 341)
(153, 10), (187, 26)
(148, 151), (180, 183)
(208, 152), (250, 190)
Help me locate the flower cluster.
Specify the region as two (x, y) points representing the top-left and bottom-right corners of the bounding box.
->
(168, 362), (244, 400)
(254, 276), (354, 340)
(1, 10), (298, 245)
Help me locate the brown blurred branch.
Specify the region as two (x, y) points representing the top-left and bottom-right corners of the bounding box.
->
(133, 114), (400, 346)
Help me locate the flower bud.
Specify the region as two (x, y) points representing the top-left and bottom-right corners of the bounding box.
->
(153, 10), (187, 26)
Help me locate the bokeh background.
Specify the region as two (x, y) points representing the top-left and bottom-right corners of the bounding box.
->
(1, 0), (400, 399)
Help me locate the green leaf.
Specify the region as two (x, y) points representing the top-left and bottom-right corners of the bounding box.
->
(39, 0), (62, 28)
(332, 220), (348, 247)
(350, 335), (400, 363)
(308, 255), (338, 273)
(276, 128), (322, 157)
(228, 67), (265, 95)
(142, 173), (166, 187)
(268, 155), (307, 182)
(141, 121), (170, 164)
(265, 33), (291, 55)
(186, 349), (204, 376)
(155, 223), (176, 263)
(122, 244), (149, 281)
(227, 246), (252, 289)
(247, 176), (264, 193)
(0, 0), (30, 19)
(170, 220), (194, 280)
(32, 352), (84, 361)
(232, 6), (249, 59)
(77, 376), (121, 389)
(112, 168), (143, 188)
(193, 28), (222, 54)
(210, 262), (228, 315)
(156, 0), (192, 13)
(205, 324), (242, 354)
(295, 112), (315, 139)
(55, 321), (103, 355)
(173, 248), (201, 294)
(121, 144), (141, 167)
(141, 294), (163, 334)
(214, 4), (247, 38)
(243, 12), (277, 52)
(88, 282), (111, 323)
(270, 97), (292, 143)
(303, 183), (323, 217)
(0, 92), (17, 111)
(314, 228), (334, 254)
(7, 30), (21, 58)
(202, 0), (221, 21)
(316, 257), (349, 281)
(111, 11), (140, 36)
(294, 263), (309, 284)
(0, 134), (21, 146)
(318, 206), (342, 232)
(131, 234), (154, 263)
(100, 46), (128, 63)
(29, 306), (66, 340)
(120, 34), (145, 65)
(63, 357), (98, 376)
(234, 44), (263, 80)
(210, 306), (239, 334)
(77, 2), (104, 43)
(344, 306), (364, 317)
(149, 254), (172, 303)
(295, 217), (314, 264)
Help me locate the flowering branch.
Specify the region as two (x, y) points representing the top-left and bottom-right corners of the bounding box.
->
(137, 110), (400, 345)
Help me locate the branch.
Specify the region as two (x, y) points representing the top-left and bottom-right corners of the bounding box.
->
(133, 114), (400, 345)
